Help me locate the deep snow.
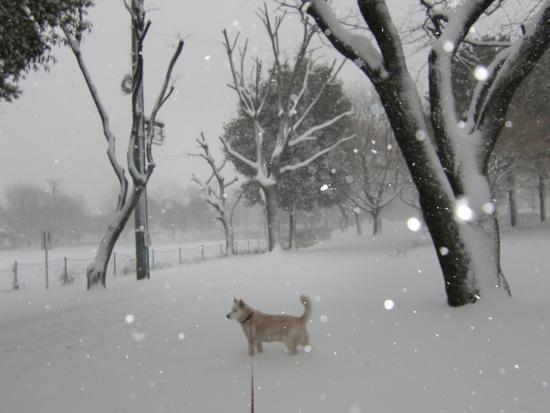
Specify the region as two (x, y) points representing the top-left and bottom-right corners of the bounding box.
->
(0, 222), (549, 413)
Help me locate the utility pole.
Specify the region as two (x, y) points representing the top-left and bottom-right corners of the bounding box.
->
(131, 0), (150, 280)
(46, 178), (62, 247)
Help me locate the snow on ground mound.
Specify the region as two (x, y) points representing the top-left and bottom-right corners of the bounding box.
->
(0, 225), (549, 412)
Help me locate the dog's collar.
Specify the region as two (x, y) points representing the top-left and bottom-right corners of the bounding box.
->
(239, 312), (254, 324)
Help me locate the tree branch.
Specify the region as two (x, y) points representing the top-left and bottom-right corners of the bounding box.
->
(281, 134), (356, 173)
(63, 28), (128, 212)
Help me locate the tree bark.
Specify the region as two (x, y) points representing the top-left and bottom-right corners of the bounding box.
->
(508, 189), (518, 227)
(539, 173), (546, 222)
(263, 185), (281, 251)
(371, 210), (382, 236)
(338, 204), (349, 231)
(86, 186), (143, 289)
(288, 207), (297, 250)
(353, 209), (363, 236)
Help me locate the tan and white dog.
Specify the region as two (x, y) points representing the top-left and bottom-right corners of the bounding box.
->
(226, 295), (312, 356)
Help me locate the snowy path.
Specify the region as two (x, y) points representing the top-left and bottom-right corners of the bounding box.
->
(0, 226), (549, 412)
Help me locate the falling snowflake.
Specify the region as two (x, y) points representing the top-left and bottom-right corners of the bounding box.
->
(439, 247), (450, 256)
(415, 130), (427, 141)
(177, 333), (185, 340)
(320, 314), (328, 323)
(454, 198), (474, 222)
(406, 217), (421, 232)
(320, 184), (329, 192)
(131, 331), (146, 342)
(125, 314), (135, 324)
(473, 65), (489, 81)
(443, 41), (454, 52)
(384, 299), (394, 310)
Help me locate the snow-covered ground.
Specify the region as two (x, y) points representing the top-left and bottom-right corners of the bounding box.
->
(0, 222), (549, 413)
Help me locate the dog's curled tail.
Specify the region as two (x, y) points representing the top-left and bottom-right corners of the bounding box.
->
(299, 295), (312, 322)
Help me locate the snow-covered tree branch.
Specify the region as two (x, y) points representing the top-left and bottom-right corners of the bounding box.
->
(190, 133), (242, 255)
(293, 0), (550, 306)
(222, 5), (355, 251)
(64, 1), (184, 289)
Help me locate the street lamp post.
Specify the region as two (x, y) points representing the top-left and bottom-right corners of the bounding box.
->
(131, 0), (149, 281)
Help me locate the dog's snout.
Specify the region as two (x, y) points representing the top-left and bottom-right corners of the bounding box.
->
(225, 314), (230, 319)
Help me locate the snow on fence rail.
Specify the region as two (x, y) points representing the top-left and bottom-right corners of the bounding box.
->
(2, 239), (267, 291)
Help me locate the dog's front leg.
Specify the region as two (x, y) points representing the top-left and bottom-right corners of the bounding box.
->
(248, 338), (255, 356)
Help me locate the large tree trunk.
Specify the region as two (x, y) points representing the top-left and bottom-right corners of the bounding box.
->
(86, 186), (144, 289)
(378, 84), (502, 306)
(263, 185), (281, 251)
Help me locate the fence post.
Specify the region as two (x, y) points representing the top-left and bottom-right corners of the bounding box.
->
(152, 249), (155, 271)
(248, 240), (250, 253)
(257, 239), (260, 252)
(113, 252), (117, 276)
(43, 231), (49, 290)
(201, 245), (205, 260)
(12, 261), (18, 290)
(220, 243), (223, 257)
(179, 247), (182, 265)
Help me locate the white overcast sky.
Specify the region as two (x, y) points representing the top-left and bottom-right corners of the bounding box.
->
(0, 0), (418, 211)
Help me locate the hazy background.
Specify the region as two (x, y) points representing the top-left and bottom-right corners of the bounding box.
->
(0, 0), (417, 211)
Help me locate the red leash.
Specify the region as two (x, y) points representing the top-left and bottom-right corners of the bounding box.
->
(248, 319), (255, 413)
(250, 361), (255, 413)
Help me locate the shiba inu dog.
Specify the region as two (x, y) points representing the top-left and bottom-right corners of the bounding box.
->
(226, 295), (312, 356)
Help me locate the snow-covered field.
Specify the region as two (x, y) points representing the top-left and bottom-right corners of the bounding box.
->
(0, 222), (549, 413)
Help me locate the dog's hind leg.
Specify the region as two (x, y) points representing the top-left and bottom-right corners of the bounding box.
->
(285, 338), (299, 355)
(256, 340), (263, 353)
(247, 339), (255, 356)
(299, 330), (310, 347)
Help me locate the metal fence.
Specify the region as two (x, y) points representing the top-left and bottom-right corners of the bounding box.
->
(2, 239), (267, 292)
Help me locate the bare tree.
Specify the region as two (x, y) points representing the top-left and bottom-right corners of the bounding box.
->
(63, 1), (184, 289)
(190, 133), (243, 256)
(347, 98), (408, 236)
(292, 0), (550, 306)
(221, 5), (355, 251)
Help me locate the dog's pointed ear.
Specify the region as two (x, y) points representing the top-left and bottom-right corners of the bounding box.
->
(238, 299), (244, 307)
(233, 297), (238, 304)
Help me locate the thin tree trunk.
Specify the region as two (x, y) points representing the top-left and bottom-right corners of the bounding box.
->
(288, 207), (296, 250)
(86, 186), (143, 289)
(508, 189), (518, 227)
(219, 216), (235, 256)
(539, 174), (546, 222)
(338, 204), (349, 231)
(353, 210), (363, 236)
(371, 210), (382, 236)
